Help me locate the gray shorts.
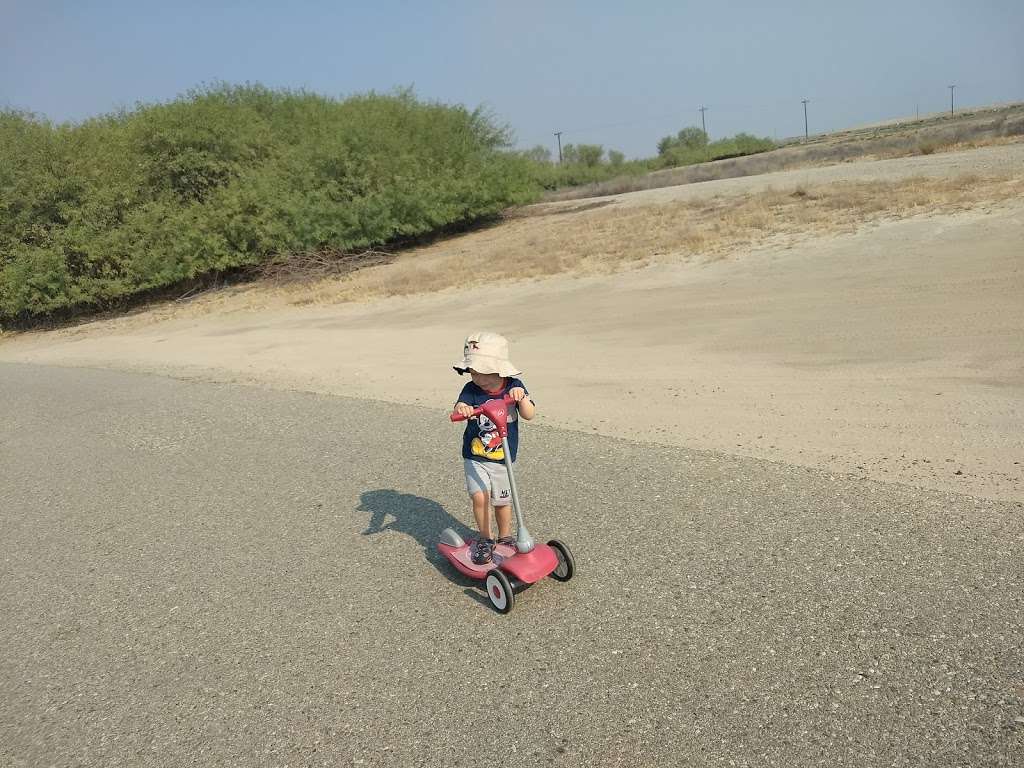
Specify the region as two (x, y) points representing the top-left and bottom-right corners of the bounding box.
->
(464, 459), (512, 507)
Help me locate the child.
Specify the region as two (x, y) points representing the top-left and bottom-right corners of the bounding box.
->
(452, 331), (535, 564)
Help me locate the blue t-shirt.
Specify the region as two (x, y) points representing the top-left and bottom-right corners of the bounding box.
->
(457, 377), (529, 463)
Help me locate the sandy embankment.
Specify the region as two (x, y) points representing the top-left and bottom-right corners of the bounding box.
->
(2, 146), (1022, 501)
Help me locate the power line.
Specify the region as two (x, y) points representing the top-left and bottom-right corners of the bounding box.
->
(698, 105), (708, 136)
(553, 131), (563, 164)
(522, 95), (832, 148)
(948, 84), (956, 116)
(801, 99), (810, 140)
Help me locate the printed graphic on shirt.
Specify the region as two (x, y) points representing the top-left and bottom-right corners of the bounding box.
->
(458, 377), (528, 463)
(470, 414), (504, 460)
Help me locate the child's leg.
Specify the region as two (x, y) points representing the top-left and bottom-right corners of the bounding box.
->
(470, 492), (492, 539)
(469, 490), (497, 565)
(465, 461), (499, 564)
(464, 460), (495, 541)
(484, 461), (514, 542)
(494, 504), (512, 540)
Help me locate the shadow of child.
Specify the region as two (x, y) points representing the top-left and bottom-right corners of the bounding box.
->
(356, 489), (478, 587)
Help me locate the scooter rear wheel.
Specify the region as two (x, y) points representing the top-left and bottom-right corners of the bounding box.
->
(485, 570), (515, 614)
(547, 539), (575, 582)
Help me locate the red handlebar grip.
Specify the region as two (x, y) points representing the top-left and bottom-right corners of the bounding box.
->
(450, 406), (483, 422)
(449, 394), (515, 422)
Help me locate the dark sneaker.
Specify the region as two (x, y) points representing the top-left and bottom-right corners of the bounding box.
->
(471, 538), (495, 565)
(496, 535), (516, 549)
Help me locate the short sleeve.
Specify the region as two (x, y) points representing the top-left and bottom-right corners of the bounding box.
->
(456, 382), (474, 405)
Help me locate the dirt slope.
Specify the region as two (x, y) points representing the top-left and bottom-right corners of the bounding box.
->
(2, 145), (1022, 501)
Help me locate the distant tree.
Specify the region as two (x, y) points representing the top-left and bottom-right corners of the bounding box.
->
(608, 149), (625, 166)
(657, 126), (709, 156)
(675, 126), (708, 149)
(521, 144), (553, 163)
(566, 143), (604, 167)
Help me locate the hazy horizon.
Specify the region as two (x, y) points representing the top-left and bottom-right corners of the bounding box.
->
(2, 1), (1022, 158)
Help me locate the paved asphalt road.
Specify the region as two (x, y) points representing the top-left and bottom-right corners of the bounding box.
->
(1, 363), (1021, 767)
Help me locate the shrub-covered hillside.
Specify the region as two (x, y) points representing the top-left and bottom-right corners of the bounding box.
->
(0, 85), (539, 323)
(0, 83), (777, 325)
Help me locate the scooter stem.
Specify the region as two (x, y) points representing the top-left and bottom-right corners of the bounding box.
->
(501, 436), (535, 553)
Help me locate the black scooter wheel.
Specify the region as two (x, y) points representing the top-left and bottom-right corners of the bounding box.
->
(485, 570), (515, 614)
(547, 539), (575, 582)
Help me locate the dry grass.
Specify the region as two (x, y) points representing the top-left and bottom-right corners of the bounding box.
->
(268, 174), (1023, 307)
(33, 172), (1017, 331)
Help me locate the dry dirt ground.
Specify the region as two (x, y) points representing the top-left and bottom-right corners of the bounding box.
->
(2, 144), (1022, 501)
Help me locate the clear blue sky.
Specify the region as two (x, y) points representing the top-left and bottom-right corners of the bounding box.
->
(2, 1), (1022, 158)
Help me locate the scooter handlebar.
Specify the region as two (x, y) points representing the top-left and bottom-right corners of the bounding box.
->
(449, 394), (515, 422)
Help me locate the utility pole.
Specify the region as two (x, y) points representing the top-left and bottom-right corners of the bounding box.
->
(801, 99), (810, 140)
(554, 131), (563, 164)
(948, 84), (956, 116)
(698, 105), (708, 137)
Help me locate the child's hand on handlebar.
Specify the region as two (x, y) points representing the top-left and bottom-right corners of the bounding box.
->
(454, 402), (476, 418)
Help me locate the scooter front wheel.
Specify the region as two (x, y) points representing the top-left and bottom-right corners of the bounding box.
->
(547, 539), (575, 582)
(485, 570), (515, 614)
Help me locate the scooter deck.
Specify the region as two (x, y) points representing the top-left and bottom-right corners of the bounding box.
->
(438, 540), (558, 584)
(438, 540), (516, 579)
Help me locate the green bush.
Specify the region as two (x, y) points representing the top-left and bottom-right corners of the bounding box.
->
(562, 143), (605, 167)
(0, 85), (540, 323)
(656, 130), (775, 168)
(518, 128), (774, 192)
(519, 149), (654, 191)
(658, 127), (709, 156)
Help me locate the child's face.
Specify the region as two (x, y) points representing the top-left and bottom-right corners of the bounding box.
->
(469, 369), (504, 391)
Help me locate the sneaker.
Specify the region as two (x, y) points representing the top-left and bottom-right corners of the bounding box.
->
(495, 535), (516, 549)
(471, 538), (495, 565)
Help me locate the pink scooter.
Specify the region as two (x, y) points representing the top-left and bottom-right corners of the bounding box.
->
(439, 395), (575, 613)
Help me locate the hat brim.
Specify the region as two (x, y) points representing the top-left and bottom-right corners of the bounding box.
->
(452, 353), (521, 377)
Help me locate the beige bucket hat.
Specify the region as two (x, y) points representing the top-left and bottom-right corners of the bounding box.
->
(453, 331), (521, 377)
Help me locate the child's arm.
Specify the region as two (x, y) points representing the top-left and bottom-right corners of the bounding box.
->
(508, 387), (535, 420)
(454, 382), (475, 418)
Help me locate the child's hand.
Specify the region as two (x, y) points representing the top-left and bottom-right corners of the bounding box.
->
(508, 387), (529, 403)
(509, 387), (535, 420)
(455, 402), (476, 418)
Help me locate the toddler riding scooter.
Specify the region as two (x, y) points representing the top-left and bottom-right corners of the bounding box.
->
(439, 395), (574, 613)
